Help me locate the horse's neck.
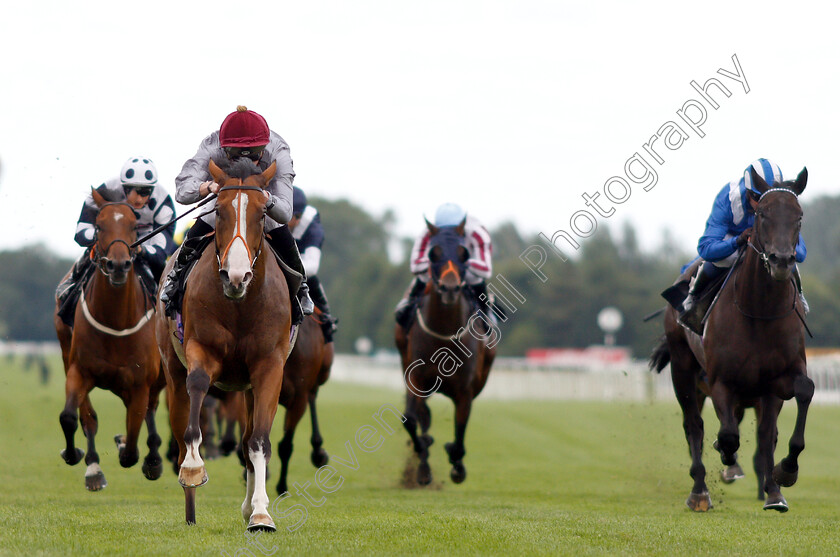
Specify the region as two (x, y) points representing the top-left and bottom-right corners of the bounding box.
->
(423, 290), (470, 332)
(736, 251), (793, 313)
(87, 269), (144, 328)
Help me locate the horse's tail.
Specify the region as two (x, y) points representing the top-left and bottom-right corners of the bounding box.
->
(648, 335), (670, 373)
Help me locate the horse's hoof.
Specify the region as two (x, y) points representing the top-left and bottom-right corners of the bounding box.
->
(60, 448), (84, 466)
(417, 462), (432, 486)
(119, 449), (140, 469)
(450, 462), (467, 484)
(763, 492), (789, 512)
(311, 448), (329, 468)
(686, 491), (713, 512)
(114, 434), (126, 450)
(179, 466), (208, 488)
(720, 464), (745, 484)
(142, 456), (163, 481)
(773, 463), (798, 488)
(85, 464), (107, 491)
(247, 514), (276, 532)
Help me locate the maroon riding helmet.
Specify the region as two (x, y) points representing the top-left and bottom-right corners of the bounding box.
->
(219, 106), (270, 147)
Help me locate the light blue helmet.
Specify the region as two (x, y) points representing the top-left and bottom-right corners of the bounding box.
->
(434, 203), (466, 227)
(743, 158), (783, 192)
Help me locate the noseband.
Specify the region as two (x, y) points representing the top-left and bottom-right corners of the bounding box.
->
(215, 184), (266, 273)
(93, 202), (138, 277)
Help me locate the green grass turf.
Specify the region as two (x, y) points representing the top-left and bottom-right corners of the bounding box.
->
(1, 355), (840, 556)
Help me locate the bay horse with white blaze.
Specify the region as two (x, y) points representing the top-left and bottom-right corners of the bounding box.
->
(54, 188), (165, 491)
(395, 219), (496, 486)
(650, 167), (813, 512)
(155, 159), (293, 530)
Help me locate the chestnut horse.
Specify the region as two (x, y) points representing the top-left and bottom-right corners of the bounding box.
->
(275, 311), (334, 495)
(156, 159), (293, 530)
(395, 220), (496, 486)
(651, 167), (813, 512)
(54, 188), (165, 491)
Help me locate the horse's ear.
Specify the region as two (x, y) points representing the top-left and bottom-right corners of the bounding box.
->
(455, 217), (466, 236)
(749, 167), (770, 194)
(425, 218), (439, 236)
(91, 187), (107, 208)
(208, 159), (225, 183)
(262, 161), (276, 184)
(792, 167), (807, 195)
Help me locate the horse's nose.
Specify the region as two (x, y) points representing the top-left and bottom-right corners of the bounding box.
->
(105, 259), (115, 274)
(121, 260), (132, 273)
(768, 253), (795, 268)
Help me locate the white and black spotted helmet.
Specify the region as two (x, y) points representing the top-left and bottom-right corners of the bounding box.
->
(120, 157), (158, 187)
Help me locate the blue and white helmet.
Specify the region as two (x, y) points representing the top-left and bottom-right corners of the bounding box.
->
(434, 203), (466, 227)
(120, 157), (158, 187)
(743, 158), (783, 192)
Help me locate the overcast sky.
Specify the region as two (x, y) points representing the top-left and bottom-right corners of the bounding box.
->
(1, 1), (837, 261)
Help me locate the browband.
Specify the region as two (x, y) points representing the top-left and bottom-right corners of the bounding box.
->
(758, 187), (797, 202)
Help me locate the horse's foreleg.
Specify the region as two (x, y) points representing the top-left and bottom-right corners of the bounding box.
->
(445, 396), (472, 484)
(245, 364), (284, 532)
(141, 382), (164, 481)
(241, 391), (256, 522)
(308, 390), (329, 469)
(276, 395), (307, 496)
(60, 364), (89, 467)
(757, 396), (787, 511)
(773, 373), (814, 489)
(178, 367), (210, 489)
(403, 393), (432, 486)
(79, 395), (106, 491)
(711, 383), (740, 467)
(117, 387), (148, 468)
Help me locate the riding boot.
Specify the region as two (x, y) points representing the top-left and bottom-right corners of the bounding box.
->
(266, 226), (314, 326)
(161, 219), (214, 318)
(468, 281), (505, 324)
(307, 275), (338, 343)
(680, 262), (717, 316)
(395, 276), (427, 330)
(56, 249), (94, 327)
(792, 265), (809, 314)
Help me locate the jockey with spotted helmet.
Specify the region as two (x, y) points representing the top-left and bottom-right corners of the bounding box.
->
(288, 186), (338, 342)
(56, 157), (177, 326)
(160, 105), (314, 324)
(680, 158), (808, 321)
(395, 203), (495, 330)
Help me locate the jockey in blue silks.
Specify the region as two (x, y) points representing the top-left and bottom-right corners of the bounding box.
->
(680, 158), (808, 317)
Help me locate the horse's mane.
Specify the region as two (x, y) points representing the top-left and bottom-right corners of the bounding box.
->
(213, 157), (265, 180)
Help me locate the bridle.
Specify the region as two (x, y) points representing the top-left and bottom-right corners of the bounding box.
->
(214, 184), (266, 274)
(746, 187), (799, 275)
(92, 202), (138, 278)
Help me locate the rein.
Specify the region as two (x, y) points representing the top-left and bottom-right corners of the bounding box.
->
(414, 308), (457, 341)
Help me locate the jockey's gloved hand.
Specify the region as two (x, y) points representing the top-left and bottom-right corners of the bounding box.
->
(736, 227), (752, 247)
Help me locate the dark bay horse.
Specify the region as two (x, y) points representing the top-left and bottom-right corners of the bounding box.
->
(395, 220), (496, 485)
(155, 159), (292, 530)
(275, 311), (334, 495)
(54, 188), (165, 491)
(651, 167), (813, 512)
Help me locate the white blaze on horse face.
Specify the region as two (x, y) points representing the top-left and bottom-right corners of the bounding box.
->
(248, 443), (271, 518)
(112, 213), (124, 222)
(224, 193), (253, 288)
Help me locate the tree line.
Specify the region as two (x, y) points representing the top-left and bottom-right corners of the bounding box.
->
(2, 195), (839, 358)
